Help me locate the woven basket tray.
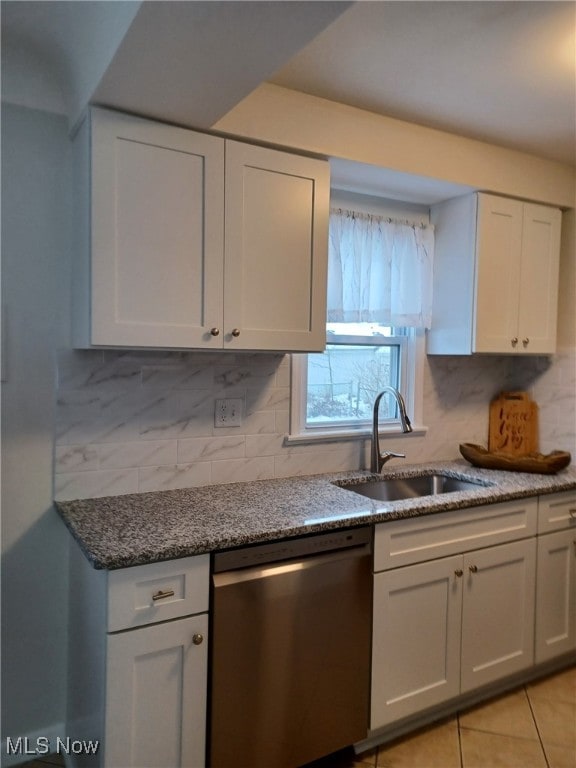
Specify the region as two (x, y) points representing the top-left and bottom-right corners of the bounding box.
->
(459, 443), (571, 475)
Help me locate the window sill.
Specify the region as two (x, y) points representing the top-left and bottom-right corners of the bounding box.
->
(284, 424), (428, 446)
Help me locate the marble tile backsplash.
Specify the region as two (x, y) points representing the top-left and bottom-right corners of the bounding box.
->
(53, 346), (576, 501)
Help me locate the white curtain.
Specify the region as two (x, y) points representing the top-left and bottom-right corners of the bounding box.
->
(327, 208), (434, 328)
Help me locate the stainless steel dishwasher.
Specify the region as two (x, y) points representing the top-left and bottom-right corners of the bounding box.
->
(209, 527), (372, 768)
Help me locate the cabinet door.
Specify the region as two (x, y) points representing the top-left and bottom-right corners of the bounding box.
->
(89, 108), (224, 348)
(517, 204), (562, 354)
(461, 539), (536, 693)
(473, 194), (523, 353)
(105, 614), (208, 768)
(535, 530), (576, 663)
(224, 141), (329, 352)
(371, 556), (462, 729)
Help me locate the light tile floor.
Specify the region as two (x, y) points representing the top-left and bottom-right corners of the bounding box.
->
(18, 666), (575, 768)
(305, 665), (575, 768)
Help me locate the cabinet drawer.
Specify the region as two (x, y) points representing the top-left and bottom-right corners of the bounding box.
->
(374, 499), (537, 571)
(538, 491), (576, 534)
(107, 555), (210, 632)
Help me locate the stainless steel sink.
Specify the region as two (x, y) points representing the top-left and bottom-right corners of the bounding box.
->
(340, 473), (487, 502)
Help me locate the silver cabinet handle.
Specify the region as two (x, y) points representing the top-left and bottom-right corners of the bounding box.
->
(210, 328), (220, 337)
(152, 589), (175, 601)
(469, 565), (478, 573)
(192, 633), (204, 645)
(511, 337), (518, 347)
(231, 328), (241, 338)
(522, 337), (529, 347)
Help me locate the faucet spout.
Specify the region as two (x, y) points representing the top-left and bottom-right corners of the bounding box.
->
(371, 387), (413, 473)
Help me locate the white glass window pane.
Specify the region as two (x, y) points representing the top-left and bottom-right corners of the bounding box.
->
(306, 343), (401, 427)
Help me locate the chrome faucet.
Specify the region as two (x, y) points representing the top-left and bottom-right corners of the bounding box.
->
(371, 387), (413, 473)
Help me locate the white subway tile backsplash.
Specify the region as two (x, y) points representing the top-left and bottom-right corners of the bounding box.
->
(55, 445), (99, 473)
(99, 440), (177, 470)
(55, 468), (139, 501)
(178, 435), (245, 462)
(53, 347), (576, 500)
(211, 456), (275, 485)
(246, 386), (290, 413)
(138, 462), (212, 492)
(275, 410), (290, 434)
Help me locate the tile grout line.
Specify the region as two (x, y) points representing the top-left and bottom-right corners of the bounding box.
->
(456, 711), (465, 768)
(524, 684), (552, 768)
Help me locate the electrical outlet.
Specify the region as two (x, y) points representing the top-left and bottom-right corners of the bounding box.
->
(214, 398), (243, 428)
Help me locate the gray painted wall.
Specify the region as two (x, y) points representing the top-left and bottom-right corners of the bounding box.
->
(1, 104), (72, 743)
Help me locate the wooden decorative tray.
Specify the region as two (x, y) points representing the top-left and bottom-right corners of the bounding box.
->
(459, 443), (571, 475)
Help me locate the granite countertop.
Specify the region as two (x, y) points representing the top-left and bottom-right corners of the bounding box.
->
(55, 460), (576, 570)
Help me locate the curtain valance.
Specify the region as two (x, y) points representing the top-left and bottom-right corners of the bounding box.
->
(327, 208), (434, 328)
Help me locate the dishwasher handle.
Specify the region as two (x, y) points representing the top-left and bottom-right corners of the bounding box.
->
(213, 527), (372, 574)
(213, 541), (370, 588)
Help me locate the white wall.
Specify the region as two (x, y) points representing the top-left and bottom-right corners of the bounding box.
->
(215, 84), (575, 209)
(1, 105), (72, 747)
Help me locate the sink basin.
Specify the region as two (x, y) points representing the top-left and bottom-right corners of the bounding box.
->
(340, 473), (487, 502)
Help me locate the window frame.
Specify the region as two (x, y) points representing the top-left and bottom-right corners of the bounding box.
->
(288, 328), (426, 444)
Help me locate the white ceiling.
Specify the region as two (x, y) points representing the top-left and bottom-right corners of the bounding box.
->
(271, 1), (576, 167)
(2, 0), (575, 172)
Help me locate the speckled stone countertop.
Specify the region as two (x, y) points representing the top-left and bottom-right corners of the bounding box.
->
(55, 460), (576, 570)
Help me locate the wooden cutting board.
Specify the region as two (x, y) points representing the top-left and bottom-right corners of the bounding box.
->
(489, 391), (539, 456)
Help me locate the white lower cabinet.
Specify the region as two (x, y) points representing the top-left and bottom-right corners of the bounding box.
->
(460, 540), (536, 692)
(371, 555), (463, 727)
(105, 614), (208, 768)
(371, 499), (538, 731)
(67, 549), (210, 768)
(535, 491), (576, 664)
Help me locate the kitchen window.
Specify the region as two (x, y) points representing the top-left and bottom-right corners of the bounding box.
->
(289, 203), (433, 442)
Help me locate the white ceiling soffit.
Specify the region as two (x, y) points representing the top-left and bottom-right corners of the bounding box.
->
(92, 1), (352, 130)
(1, 1), (141, 121)
(330, 157), (475, 206)
(271, 1), (576, 167)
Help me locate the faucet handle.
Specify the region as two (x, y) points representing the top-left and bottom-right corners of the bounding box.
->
(377, 450), (406, 471)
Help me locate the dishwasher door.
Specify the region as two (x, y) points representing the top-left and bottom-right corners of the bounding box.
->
(209, 528), (372, 768)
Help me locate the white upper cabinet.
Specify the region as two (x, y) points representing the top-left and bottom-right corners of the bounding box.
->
(74, 108), (225, 349)
(73, 108), (329, 352)
(224, 141), (328, 351)
(427, 192), (562, 355)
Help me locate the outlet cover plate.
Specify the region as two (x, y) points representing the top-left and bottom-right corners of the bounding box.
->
(214, 397), (243, 428)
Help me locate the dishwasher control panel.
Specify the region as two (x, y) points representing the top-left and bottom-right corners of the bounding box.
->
(212, 526), (372, 573)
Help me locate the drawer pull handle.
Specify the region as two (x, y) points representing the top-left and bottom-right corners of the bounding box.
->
(454, 569), (463, 578)
(192, 633), (204, 645)
(469, 565), (478, 574)
(152, 589), (175, 602)
(569, 509), (576, 518)
(511, 337), (518, 347)
(231, 328), (241, 338)
(522, 337), (529, 347)
(210, 327), (220, 337)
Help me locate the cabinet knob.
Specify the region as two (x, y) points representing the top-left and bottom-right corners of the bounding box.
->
(511, 337), (518, 347)
(210, 328), (220, 337)
(454, 569), (463, 578)
(192, 633), (204, 646)
(522, 337), (529, 347)
(231, 328), (241, 338)
(569, 508), (576, 518)
(469, 565), (478, 573)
